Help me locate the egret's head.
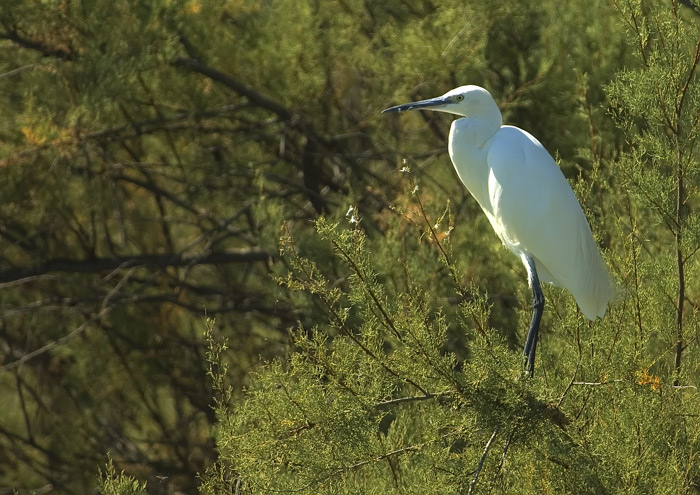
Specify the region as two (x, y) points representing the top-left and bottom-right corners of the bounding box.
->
(382, 85), (499, 118)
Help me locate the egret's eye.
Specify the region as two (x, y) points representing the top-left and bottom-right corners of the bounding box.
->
(455, 95), (464, 102)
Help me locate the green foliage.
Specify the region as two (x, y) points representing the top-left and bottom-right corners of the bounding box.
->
(98, 456), (147, 495)
(200, 1), (700, 493)
(209, 211), (554, 493)
(606, 0), (700, 381)
(1, 0), (700, 493)
(206, 180), (700, 493)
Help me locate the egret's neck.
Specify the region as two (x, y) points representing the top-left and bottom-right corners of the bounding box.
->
(459, 103), (502, 146)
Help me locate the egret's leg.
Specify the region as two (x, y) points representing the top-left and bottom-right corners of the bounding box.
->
(522, 255), (544, 375)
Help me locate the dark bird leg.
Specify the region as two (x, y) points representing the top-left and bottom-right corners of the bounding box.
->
(523, 255), (544, 375)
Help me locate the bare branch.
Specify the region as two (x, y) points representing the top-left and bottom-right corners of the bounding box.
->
(0, 29), (73, 60)
(678, 0), (700, 17)
(172, 56), (292, 120)
(0, 248), (273, 283)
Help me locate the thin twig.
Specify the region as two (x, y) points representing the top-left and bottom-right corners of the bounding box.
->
(374, 393), (441, 408)
(557, 352), (581, 408)
(488, 426), (517, 494)
(0, 64), (36, 79)
(0, 269), (136, 371)
(467, 425), (501, 495)
(572, 379), (624, 386)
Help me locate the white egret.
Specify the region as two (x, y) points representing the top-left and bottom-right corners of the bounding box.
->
(383, 85), (614, 374)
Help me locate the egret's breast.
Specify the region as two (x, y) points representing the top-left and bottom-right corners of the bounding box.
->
(486, 166), (520, 251)
(448, 118), (492, 216)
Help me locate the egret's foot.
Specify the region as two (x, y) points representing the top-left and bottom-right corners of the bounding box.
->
(523, 340), (537, 377)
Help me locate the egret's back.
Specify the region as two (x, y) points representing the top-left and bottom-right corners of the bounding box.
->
(451, 123), (614, 320)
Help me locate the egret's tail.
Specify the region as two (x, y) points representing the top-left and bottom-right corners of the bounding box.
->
(533, 244), (615, 320)
(571, 250), (615, 320)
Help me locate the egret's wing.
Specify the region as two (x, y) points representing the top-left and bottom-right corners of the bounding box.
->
(485, 126), (613, 319)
